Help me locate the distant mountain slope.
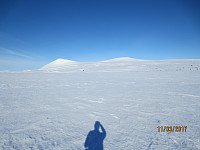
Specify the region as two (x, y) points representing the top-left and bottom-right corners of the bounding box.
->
(39, 57), (200, 72)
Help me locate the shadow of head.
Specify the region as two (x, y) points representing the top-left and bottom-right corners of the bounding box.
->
(94, 121), (100, 130)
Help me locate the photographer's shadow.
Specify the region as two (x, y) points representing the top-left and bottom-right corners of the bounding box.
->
(84, 121), (106, 150)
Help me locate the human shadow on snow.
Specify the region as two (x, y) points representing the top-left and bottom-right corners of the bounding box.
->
(84, 121), (106, 150)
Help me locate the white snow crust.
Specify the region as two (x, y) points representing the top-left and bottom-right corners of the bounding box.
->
(0, 57), (200, 149)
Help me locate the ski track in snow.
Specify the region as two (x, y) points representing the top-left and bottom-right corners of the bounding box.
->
(0, 59), (200, 149)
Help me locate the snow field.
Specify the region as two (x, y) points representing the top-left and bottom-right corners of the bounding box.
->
(0, 59), (200, 149)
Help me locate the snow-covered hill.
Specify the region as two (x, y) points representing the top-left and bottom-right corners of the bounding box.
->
(39, 57), (200, 72)
(0, 58), (200, 149)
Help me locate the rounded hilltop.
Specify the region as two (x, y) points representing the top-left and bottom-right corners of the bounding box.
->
(51, 58), (76, 64)
(100, 57), (144, 62)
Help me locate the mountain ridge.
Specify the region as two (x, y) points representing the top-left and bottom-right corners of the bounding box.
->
(39, 57), (200, 73)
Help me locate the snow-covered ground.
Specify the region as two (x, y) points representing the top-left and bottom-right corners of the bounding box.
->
(0, 57), (200, 149)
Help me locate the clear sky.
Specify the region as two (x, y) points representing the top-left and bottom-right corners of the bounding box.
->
(0, 0), (200, 71)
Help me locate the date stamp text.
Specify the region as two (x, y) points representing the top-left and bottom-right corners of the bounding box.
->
(157, 126), (187, 132)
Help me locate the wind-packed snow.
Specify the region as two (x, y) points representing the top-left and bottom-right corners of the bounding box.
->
(0, 58), (200, 150)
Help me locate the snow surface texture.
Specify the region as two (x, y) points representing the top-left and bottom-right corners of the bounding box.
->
(0, 57), (200, 150)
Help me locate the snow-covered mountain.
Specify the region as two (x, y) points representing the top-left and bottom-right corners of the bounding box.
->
(39, 57), (200, 72)
(40, 58), (79, 72)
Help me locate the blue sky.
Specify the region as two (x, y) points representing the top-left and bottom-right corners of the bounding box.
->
(0, 0), (200, 70)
